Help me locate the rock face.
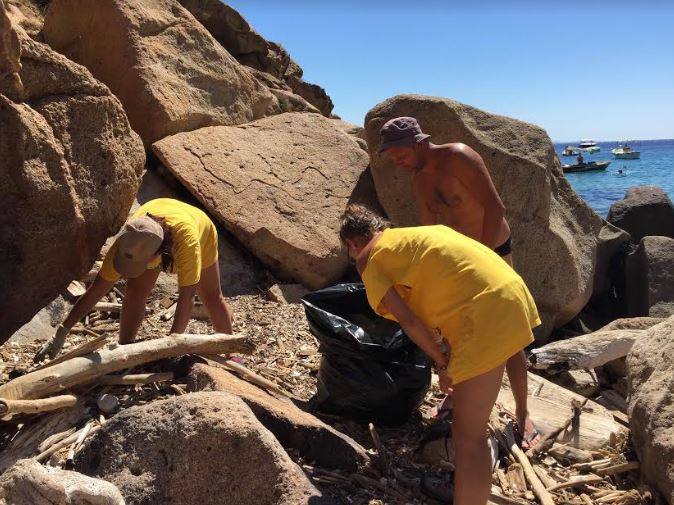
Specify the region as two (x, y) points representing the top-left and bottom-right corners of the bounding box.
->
(0, 18), (144, 343)
(188, 364), (371, 473)
(43, 0), (274, 146)
(0, 0), (22, 94)
(0, 459), (125, 505)
(363, 95), (604, 337)
(626, 236), (674, 317)
(178, 0), (334, 116)
(76, 392), (326, 505)
(607, 186), (674, 243)
(153, 113), (373, 289)
(627, 315), (674, 503)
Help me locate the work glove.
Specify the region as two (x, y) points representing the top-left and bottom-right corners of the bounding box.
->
(33, 324), (69, 363)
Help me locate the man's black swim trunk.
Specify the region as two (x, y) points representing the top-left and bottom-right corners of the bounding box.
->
(494, 236), (512, 257)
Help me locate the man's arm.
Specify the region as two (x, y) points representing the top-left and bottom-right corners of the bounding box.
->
(171, 284), (197, 335)
(450, 146), (506, 248)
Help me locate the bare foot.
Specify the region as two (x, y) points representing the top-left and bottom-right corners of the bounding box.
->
(517, 412), (541, 450)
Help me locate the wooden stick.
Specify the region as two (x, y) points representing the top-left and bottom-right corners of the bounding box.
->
(0, 395), (78, 417)
(66, 421), (93, 463)
(489, 491), (530, 505)
(33, 334), (109, 371)
(532, 464), (558, 489)
(527, 399), (587, 457)
(37, 427), (77, 453)
(368, 423), (389, 477)
(529, 330), (642, 371)
(99, 372), (174, 385)
(160, 303), (177, 321)
(546, 475), (604, 492)
(580, 493), (595, 505)
(505, 423), (555, 505)
(36, 424), (101, 462)
(93, 302), (123, 313)
(203, 355), (297, 400)
(0, 334), (254, 401)
(596, 462), (639, 476)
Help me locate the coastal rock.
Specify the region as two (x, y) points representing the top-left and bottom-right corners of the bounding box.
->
(152, 113), (373, 289)
(607, 186), (674, 243)
(627, 315), (674, 503)
(0, 0), (22, 95)
(75, 392), (327, 505)
(3, 0), (43, 37)
(626, 235), (674, 317)
(188, 364), (371, 472)
(599, 316), (664, 332)
(363, 94), (604, 338)
(0, 25), (143, 343)
(593, 222), (630, 295)
(177, 0), (333, 116)
(0, 459), (125, 505)
(43, 0), (274, 146)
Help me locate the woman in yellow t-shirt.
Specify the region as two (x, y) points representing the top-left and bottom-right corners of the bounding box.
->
(35, 198), (233, 360)
(339, 205), (540, 505)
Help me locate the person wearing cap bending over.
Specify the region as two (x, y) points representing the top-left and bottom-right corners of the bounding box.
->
(35, 198), (233, 361)
(340, 205), (540, 505)
(378, 117), (541, 449)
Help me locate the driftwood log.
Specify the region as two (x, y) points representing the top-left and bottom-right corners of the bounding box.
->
(529, 330), (643, 371)
(99, 372), (174, 385)
(34, 334), (109, 371)
(0, 334), (254, 401)
(0, 395), (78, 418)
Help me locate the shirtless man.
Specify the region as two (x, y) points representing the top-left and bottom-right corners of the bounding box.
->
(379, 116), (540, 449)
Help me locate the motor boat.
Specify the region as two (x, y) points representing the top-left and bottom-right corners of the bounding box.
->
(562, 160), (611, 173)
(562, 146), (579, 156)
(612, 144), (640, 159)
(579, 139), (600, 153)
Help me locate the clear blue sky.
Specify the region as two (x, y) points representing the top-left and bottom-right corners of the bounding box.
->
(225, 1), (674, 142)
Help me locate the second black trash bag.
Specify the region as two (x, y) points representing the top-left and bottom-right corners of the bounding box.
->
(301, 283), (431, 425)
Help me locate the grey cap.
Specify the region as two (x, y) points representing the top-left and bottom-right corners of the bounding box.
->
(379, 117), (430, 153)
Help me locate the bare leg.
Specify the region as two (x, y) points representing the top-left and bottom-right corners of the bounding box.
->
(196, 262), (233, 334)
(119, 269), (159, 344)
(502, 253), (540, 448)
(452, 363), (506, 505)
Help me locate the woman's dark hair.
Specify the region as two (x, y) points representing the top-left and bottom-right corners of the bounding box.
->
(146, 213), (173, 272)
(339, 204), (391, 243)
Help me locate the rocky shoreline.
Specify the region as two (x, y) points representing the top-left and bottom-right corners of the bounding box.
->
(1, 1), (673, 504)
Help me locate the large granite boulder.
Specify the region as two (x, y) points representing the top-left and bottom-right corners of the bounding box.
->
(177, 0), (333, 116)
(626, 235), (674, 318)
(0, 17), (144, 343)
(188, 363), (371, 473)
(607, 186), (674, 243)
(43, 0), (274, 146)
(0, 459), (124, 505)
(363, 95), (604, 337)
(0, 0), (21, 94)
(627, 315), (674, 503)
(152, 113), (375, 289)
(75, 392), (328, 505)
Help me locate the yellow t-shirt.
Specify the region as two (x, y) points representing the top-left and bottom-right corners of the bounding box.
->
(361, 225), (540, 385)
(100, 199), (218, 287)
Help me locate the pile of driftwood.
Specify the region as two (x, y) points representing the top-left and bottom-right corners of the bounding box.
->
(0, 290), (654, 505)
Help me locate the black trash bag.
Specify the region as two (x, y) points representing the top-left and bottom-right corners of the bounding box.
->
(301, 283), (431, 425)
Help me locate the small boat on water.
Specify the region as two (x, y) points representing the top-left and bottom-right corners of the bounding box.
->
(562, 160), (611, 173)
(612, 144), (640, 159)
(562, 146), (579, 156)
(579, 139), (600, 153)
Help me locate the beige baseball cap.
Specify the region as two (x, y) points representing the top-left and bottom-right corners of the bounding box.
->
(112, 216), (164, 278)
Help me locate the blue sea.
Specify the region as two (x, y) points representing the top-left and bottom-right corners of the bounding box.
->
(554, 139), (674, 217)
